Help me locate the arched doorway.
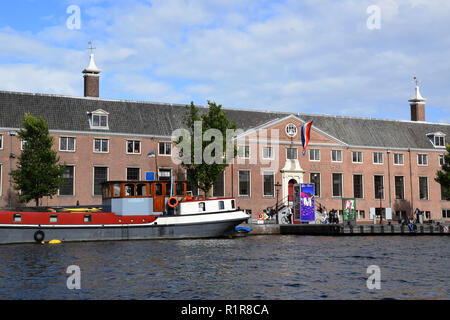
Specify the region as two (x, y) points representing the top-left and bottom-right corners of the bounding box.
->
(288, 179), (297, 202)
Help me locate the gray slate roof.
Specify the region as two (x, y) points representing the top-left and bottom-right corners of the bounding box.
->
(0, 90), (449, 150)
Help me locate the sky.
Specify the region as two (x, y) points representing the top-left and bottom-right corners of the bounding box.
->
(0, 0), (450, 124)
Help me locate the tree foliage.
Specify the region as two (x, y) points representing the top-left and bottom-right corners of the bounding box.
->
(435, 144), (450, 199)
(180, 101), (237, 197)
(11, 114), (66, 206)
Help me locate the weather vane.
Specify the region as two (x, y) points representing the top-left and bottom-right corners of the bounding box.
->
(413, 76), (420, 86)
(86, 41), (96, 54)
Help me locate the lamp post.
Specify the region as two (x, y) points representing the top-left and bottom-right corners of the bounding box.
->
(275, 181), (282, 224)
(9, 131), (17, 209)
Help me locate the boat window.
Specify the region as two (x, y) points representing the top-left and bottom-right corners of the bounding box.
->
(84, 215), (92, 223)
(125, 184), (135, 197)
(219, 201), (225, 210)
(136, 184), (147, 196)
(231, 200), (235, 209)
(176, 183), (185, 196)
(155, 183), (163, 196)
(165, 183), (171, 196)
(13, 214), (22, 222)
(199, 202), (206, 212)
(113, 184), (121, 197)
(50, 215), (58, 223)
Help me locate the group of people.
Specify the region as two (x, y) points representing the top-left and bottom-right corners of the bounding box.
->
(317, 205), (339, 224)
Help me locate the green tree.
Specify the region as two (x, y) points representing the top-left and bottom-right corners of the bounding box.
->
(436, 144), (450, 199)
(11, 114), (66, 206)
(180, 101), (237, 197)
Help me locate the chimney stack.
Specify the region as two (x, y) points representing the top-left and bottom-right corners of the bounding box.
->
(408, 78), (426, 121)
(83, 43), (101, 98)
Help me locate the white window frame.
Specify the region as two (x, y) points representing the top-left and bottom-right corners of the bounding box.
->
(309, 149), (320, 161)
(353, 174), (364, 199)
(93, 138), (109, 153)
(286, 147), (298, 160)
(310, 172), (321, 198)
(58, 165), (75, 196)
(126, 167), (141, 181)
(158, 141), (172, 156)
(417, 154), (428, 166)
(262, 146), (274, 160)
(93, 166), (109, 196)
(439, 154), (446, 166)
(332, 173), (343, 198)
(126, 140), (141, 155)
(158, 167), (172, 181)
(393, 153), (404, 165)
(89, 110), (109, 130)
(331, 150), (342, 162)
(59, 136), (76, 152)
(394, 175), (405, 200)
(238, 145), (250, 159)
(352, 151), (363, 164)
(238, 170), (251, 197)
(373, 152), (384, 164)
(418, 176), (429, 200)
(0, 134), (3, 150)
(374, 175), (385, 200)
(262, 171), (275, 197)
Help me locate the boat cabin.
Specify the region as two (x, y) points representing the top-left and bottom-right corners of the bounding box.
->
(101, 181), (187, 215)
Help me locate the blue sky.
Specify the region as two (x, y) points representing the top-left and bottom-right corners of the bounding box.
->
(1, 0), (450, 123)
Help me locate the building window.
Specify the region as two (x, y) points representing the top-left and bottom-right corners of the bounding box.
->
(127, 140), (141, 154)
(395, 176), (405, 200)
(442, 209), (450, 219)
(263, 172), (274, 197)
(89, 110), (109, 129)
(59, 137), (76, 152)
(353, 174), (363, 199)
(0, 164), (2, 196)
(0, 134), (2, 149)
(434, 135), (445, 147)
(127, 168), (140, 181)
(60, 166), (74, 196)
(439, 155), (446, 166)
(373, 152), (383, 164)
(331, 150), (342, 162)
(309, 149), (320, 161)
(418, 154), (428, 166)
(286, 148), (298, 160)
(213, 172), (225, 197)
(352, 151), (363, 163)
(94, 167), (108, 196)
(419, 177), (428, 200)
(158, 168), (172, 181)
(159, 142), (172, 156)
(238, 170), (251, 196)
(332, 173), (343, 197)
(262, 147), (273, 160)
(441, 186), (450, 201)
(310, 173), (321, 197)
(94, 138), (109, 153)
(394, 153), (404, 165)
(359, 210), (365, 219)
(374, 175), (384, 200)
(238, 146), (250, 158)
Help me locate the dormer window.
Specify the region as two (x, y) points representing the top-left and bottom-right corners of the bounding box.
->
(427, 132), (446, 148)
(88, 109), (109, 130)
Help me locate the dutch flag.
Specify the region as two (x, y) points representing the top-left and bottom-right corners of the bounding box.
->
(301, 120), (313, 156)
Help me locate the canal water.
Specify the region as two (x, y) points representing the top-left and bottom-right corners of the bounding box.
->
(0, 235), (448, 300)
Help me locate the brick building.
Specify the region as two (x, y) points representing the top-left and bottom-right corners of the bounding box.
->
(0, 53), (449, 222)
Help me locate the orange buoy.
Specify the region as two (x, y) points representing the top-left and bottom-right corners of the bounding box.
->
(168, 197), (179, 208)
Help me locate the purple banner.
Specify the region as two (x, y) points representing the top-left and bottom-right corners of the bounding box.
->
(300, 183), (315, 221)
